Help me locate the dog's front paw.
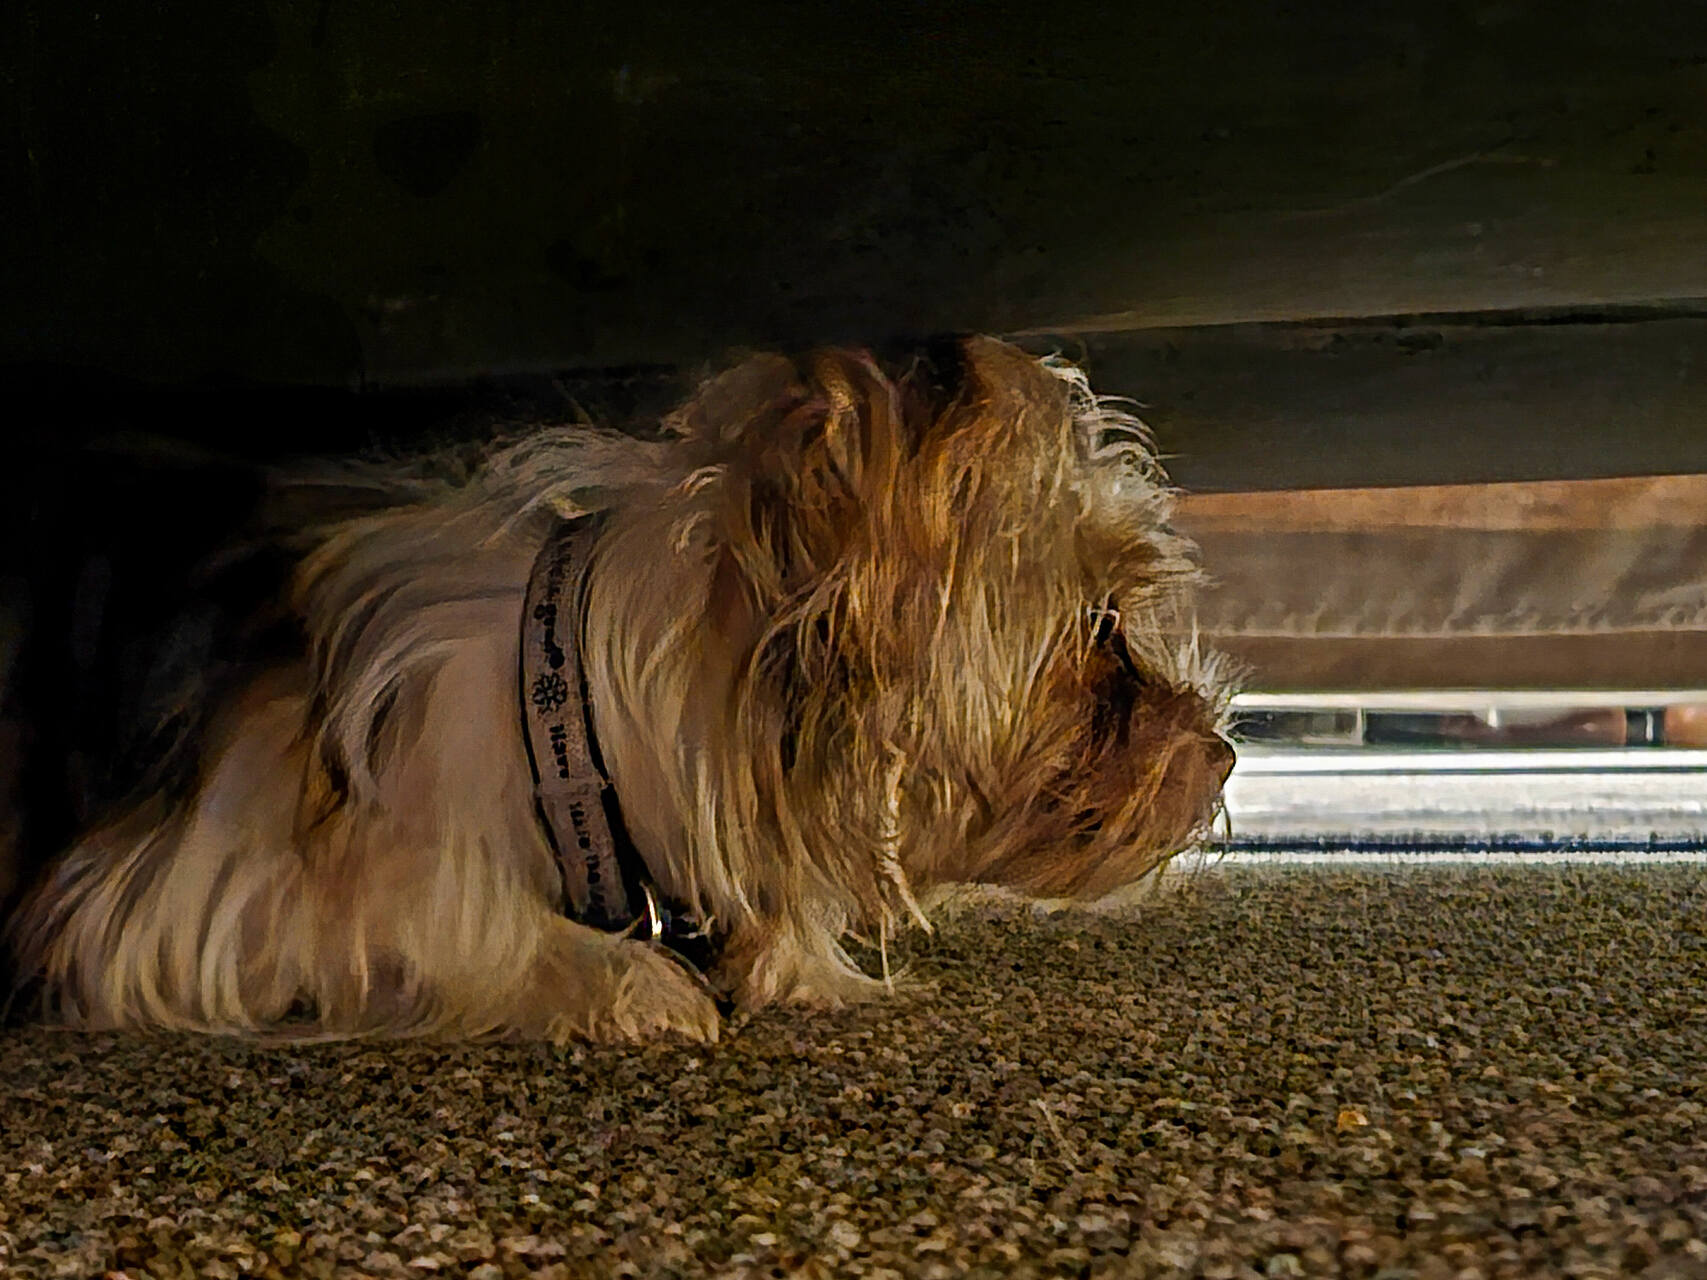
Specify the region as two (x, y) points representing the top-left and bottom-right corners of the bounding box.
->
(713, 926), (892, 1012)
(583, 939), (721, 1044)
(605, 939), (722, 1042)
(523, 925), (721, 1044)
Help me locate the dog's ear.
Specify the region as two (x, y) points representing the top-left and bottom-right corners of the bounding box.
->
(682, 351), (926, 805)
(705, 350), (914, 603)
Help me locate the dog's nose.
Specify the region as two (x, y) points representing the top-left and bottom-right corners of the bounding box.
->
(1208, 735), (1236, 786)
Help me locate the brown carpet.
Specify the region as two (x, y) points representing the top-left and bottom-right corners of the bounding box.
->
(3, 863), (1705, 1278)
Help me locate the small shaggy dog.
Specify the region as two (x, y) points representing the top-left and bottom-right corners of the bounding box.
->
(6, 337), (1233, 1042)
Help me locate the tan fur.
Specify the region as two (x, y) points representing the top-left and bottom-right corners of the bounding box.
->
(6, 338), (1233, 1042)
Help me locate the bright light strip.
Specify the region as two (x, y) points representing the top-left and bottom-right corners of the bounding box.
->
(1215, 849), (1707, 865)
(1232, 747), (1707, 775)
(1232, 690), (1707, 712)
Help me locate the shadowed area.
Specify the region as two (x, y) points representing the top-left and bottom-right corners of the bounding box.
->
(3, 863), (1704, 1276)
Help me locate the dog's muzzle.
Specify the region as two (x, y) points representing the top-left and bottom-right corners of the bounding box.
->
(1093, 604), (1236, 788)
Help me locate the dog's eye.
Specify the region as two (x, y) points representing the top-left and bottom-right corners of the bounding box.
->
(1094, 425), (1148, 451)
(1088, 600), (1121, 647)
(1087, 601), (1147, 690)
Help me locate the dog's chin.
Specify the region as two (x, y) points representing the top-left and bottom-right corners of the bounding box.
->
(1071, 720), (1232, 900)
(949, 639), (1233, 903)
(1016, 744), (1230, 900)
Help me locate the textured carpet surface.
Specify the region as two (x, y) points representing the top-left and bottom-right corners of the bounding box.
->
(3, 863), (1706, 1279)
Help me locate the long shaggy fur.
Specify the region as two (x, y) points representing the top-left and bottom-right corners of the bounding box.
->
(6, 337), (1234, 1042)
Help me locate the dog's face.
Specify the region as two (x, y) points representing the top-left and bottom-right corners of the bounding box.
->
(656, 336), (1232, 913)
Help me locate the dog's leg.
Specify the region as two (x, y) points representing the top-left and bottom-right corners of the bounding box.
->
(292, 882), (724, 1044)
(276, 584), (722, 1042)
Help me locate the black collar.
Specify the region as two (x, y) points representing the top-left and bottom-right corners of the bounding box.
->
(519, 516), (717, 973)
